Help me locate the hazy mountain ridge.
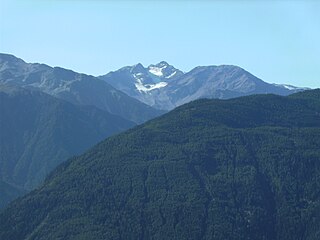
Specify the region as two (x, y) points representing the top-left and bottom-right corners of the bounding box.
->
(1, 89), (319, 239)
(0, 53), (163, 124)
(1, 53), (309, 113)
(0, 84), (135, 208)
(100, 62), (309, 110)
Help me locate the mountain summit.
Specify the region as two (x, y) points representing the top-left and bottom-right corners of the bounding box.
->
(147, 61), (184, 79)
(99, 61), (183, 108)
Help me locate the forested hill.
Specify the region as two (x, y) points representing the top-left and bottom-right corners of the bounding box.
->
(0, 90), (320, 240)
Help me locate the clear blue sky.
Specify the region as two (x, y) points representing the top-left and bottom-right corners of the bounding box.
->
(1, 0), (319, 88)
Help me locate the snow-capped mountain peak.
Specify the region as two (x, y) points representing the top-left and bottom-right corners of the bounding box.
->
(147, 61), (170, 77)
(100, 61), (182, 97)
(147, 61), (182, 79)
(156, 61), (170, 67)
(148, 66), (166, 77)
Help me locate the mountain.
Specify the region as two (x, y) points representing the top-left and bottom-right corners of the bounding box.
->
(1, 89), (319, 239)
(100, 63), (309, 110)
(0, 84), (135, 208)
(165, 65), (309, 107)
(0, 53), (163, 123)
(100, 61), (183, 109)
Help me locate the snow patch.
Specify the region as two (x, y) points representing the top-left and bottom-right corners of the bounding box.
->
(165, 71), (177, 79)
(148, 65), (167, 77)
(133, 73), (144, 85)
(273, 83), (306, 91)
(135, 81), (168, 92)
(282, 85), (296, 90)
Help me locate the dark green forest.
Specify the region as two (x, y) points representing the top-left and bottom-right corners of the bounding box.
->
(0, 90), (319, 239)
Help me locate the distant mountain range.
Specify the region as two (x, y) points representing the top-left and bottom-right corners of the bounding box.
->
(0, 53), (311, 210)
(99, 61), (309, 110)
(1, 89), (319, 239)
(0, 53), (162, 124)
(0, 84), (134, 208)
(0, 54), (309, 113)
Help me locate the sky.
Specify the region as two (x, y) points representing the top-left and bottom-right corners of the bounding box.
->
(0, 0), (319, 88)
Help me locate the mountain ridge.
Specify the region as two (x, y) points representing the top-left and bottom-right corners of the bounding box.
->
(0, 53), (163, 124)
(99, 62), (309, 110)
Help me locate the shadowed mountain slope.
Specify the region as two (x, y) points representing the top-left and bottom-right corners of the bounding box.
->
(0, 84), (135, 208)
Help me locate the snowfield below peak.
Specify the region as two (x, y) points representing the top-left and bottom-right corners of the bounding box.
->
(165, 71), (177, 79)
(148, 65), (167, 77)
(134, 78), (168, 92)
